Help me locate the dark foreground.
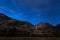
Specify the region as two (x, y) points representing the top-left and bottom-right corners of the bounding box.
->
(0, 37), (59, 40)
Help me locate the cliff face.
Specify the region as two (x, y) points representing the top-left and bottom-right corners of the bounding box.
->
(0, 13), (34, 37)
(31, 23), (55, 37)
(0, 13), (60, 37)
(0, 13), (34, 29)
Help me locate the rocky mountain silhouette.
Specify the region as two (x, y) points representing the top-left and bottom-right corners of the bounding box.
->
(0, 13), (60, 37)
(0, 13), (34, 37)
(31, 23), (55, 37)
(0, 13), (34, 29)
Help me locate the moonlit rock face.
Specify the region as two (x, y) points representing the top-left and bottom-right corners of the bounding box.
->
(0, 0), (60, 25)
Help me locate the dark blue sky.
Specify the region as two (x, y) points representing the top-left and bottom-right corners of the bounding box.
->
(0, 0), (60, 26)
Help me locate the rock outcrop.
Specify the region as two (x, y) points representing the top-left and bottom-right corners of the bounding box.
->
(31, 23), (55, 37)
(0, 13), (60, 37)
(0, 13), (34, 37)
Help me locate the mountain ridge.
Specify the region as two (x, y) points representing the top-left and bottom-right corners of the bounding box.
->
(0, 13), (60, 37)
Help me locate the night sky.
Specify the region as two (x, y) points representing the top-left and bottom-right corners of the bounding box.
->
(0, 0), (60, 26)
